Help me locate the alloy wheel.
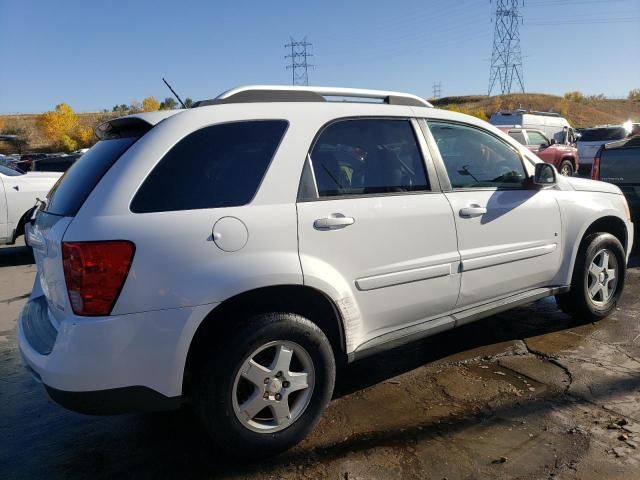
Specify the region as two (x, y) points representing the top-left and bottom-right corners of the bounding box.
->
(587, 248), (618, 306)
(232, 340), (315, 433)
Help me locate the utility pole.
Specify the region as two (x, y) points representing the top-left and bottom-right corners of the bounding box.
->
(285, 37), (314, 86)
(432, 82), (442, 99)
(488, 0), (525, 96)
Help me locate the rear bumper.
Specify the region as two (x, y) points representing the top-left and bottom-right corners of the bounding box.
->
(17, 295), (219, 414)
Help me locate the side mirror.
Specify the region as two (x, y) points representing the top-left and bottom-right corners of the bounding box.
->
(534, 162), (557, 186)
(549, 138), (557, 145)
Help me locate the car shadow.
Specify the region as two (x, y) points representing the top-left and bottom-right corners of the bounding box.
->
(0, 244), (34, 268)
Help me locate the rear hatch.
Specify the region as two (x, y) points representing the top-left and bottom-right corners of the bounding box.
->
(577, 127), (628, 165)
(27, 114), (174, 322)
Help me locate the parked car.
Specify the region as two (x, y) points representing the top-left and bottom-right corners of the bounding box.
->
(592, 135), (640, 223)
(18, 86), (633, 459)
(14, 152), (48, 172)
(31, 153), (82, 172)
(499, 127), (578, 176)
(0, 164), (62, 245)
(576, 125), (630, 177)
(489, 110), (577, 145)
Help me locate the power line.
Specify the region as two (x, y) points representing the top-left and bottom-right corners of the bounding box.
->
(432, 82), (443, 99)
(285, 37), (314, 86)
(488, 0), (525, 96)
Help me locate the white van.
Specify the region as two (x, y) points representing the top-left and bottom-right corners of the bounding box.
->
(490, 110), (576, 145)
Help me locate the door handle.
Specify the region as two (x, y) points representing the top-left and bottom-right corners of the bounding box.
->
(459, 204), (487, 218)
(314, 213), (355, 230)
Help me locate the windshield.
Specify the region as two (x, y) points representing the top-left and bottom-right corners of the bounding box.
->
(579, 127), (627, 142)
(0, 164), (24, 176)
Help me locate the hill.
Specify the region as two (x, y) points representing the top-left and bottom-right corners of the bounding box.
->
(1, 94), (638, 154)
(431, 93), (640, 128)
(0, 112), (116, 154)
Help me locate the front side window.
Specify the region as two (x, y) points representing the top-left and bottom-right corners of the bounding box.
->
(131, 120), (288, 213)
(526, 130), (549, 146)
(428, 121), (526, 189)
(307, 118), (429, 199)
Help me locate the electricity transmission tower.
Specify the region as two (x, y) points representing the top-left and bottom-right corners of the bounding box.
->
(488, 0), (525, 96)
(285, 37), (313, 86)
(432, 82), (442, 99)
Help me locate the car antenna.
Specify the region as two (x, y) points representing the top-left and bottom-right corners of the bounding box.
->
(162, 77), (187, 109)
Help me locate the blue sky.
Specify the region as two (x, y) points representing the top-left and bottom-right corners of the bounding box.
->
(1, 0), (639, 113)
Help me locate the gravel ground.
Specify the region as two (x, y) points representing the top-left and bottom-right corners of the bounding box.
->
(1, 240), (640, 480)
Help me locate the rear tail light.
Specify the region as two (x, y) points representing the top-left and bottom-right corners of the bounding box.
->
(62, 241), (135, 316)
(591, 148), (602, 180)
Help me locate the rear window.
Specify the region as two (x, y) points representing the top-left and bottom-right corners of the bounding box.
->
(131, 120), (288, 213)
(579, 127), (627, 142)
(45, 137), (138, 216)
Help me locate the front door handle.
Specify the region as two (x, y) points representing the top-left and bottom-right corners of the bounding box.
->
(314, 213), (355, 230)
(459, 204), (487, 218)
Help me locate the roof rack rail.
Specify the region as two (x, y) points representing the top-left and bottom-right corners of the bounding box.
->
(495, 109), (561, 118)
(193, 85), (433, 108)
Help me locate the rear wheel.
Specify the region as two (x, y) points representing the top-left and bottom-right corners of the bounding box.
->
(194, 312), (335, 459)
(558, 159), (574, 176)
(556, 233), (625, 321)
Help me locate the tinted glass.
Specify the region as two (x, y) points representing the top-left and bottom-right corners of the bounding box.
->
(0, 164), (23, 176)
(579, 127), (627, 142)
(132, 121), (288, 213)
(526, 130), (548, 146)
(508, 131), (526, 144)
(428, 121), (526, 189)
(45, 138), (137, 216)
(309, 119), (429, 198)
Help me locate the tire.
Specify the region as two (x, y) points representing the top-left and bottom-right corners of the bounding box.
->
(558, 159), (574, 177)
(556, 233), (626, 321)
(194, 312), (335, 459)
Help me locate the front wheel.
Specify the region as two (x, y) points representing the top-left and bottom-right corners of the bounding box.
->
(194, 313), (335, 459)
(556, 233), (626, 321)
(558, 159), (574, 176)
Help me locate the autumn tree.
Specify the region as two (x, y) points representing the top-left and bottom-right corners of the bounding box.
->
(129, 100), (143, 114)
(142, 96), (160, 112)
(159, 97), (178, 110)
(38, 103), (79, 145)
(564, 91), (585, 103)
(37, 103), (96, 152)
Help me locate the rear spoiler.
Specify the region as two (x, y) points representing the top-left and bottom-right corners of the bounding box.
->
(95, 110), (181, 140)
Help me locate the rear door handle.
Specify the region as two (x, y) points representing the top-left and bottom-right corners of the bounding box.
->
(314, 213), (355, 230)
(459, 204), (487, 218)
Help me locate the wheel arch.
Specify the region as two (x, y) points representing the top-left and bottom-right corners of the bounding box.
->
(564, 214), (629, 285)
(182, 284), (347, 396)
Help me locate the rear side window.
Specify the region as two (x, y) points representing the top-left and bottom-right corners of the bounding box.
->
(45, 137), (138, 216)
(305, 118), (429, 199)
(508, 130), (526, 145)
(131, 121), (288, 213)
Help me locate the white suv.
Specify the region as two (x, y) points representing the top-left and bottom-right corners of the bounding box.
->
(18, 86), (633, 458)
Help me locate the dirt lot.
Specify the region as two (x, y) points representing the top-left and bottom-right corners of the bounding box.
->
(1, 241), (640, 480)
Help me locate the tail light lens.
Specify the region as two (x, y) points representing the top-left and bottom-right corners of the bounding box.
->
(591, 148), (601, 180)
(62, 241), (135, 316)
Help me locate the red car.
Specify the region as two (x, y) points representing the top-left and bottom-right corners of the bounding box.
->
(498, 127), (579, 176)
